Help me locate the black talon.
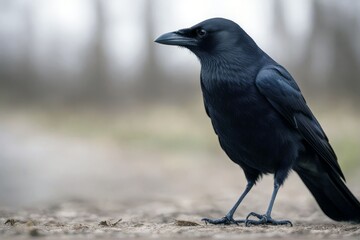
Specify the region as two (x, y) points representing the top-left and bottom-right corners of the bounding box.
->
(245, 212), (293, 227)
(201, 218), (209, 225)
(201, 216), (243, 225)
(246, 212), (263, 220)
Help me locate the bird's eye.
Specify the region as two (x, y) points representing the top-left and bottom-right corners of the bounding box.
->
(196, 29), (207, 38)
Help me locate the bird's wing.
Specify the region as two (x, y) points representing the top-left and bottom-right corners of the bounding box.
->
(255, 65), (345, 180)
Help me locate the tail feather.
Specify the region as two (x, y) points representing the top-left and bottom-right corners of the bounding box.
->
(295, 156), (360, 222)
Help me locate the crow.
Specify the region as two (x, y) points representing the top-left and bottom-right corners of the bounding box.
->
(155, 18), (360, 226)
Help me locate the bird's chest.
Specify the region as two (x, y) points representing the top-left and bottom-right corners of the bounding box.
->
(202, 81), (288, 171)
(204, 83), (276, 139)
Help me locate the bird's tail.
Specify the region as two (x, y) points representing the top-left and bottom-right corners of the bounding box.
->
(294, 155), (360, 222)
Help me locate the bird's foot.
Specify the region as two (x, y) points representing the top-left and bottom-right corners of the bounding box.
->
(245, 212), (293, 227)
(202, 214), (244, 225)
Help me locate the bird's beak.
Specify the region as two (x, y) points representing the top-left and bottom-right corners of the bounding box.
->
(155, 30), (197, 47)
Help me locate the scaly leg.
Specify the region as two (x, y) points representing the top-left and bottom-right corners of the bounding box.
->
(202, 181), (254, 225)
(245, 182), (292, 226)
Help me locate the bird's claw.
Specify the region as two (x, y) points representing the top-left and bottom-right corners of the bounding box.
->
(202, 215), (244, 225)
(245, 212), (293, 227)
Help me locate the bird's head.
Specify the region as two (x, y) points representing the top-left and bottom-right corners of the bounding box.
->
(155, 18), (258, 61)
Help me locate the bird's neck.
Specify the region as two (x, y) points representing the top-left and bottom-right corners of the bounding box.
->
(200, 49), (266, 90)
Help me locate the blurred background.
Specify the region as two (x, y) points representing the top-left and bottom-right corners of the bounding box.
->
(0, 0), (359, 208)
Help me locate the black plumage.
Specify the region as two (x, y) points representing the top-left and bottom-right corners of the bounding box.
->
(155, 18), (360, 225)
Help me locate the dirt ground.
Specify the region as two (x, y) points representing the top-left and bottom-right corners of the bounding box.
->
(1, 198), (360, 240)
(0, 111), (360, 239)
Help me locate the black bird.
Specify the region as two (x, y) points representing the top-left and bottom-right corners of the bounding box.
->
(155, 18), (360, 226)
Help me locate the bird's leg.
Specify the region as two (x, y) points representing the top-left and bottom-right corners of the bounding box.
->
(245, 181), (293, 227)
(202, 181), (254, 225)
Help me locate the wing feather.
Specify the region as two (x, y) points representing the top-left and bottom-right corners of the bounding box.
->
(255, 65), (345, 180)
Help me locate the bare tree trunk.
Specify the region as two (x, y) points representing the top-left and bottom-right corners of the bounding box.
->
(19, 0), (37, 98)
(83, 0), (108, 103)
(138, 0), (165, 101)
